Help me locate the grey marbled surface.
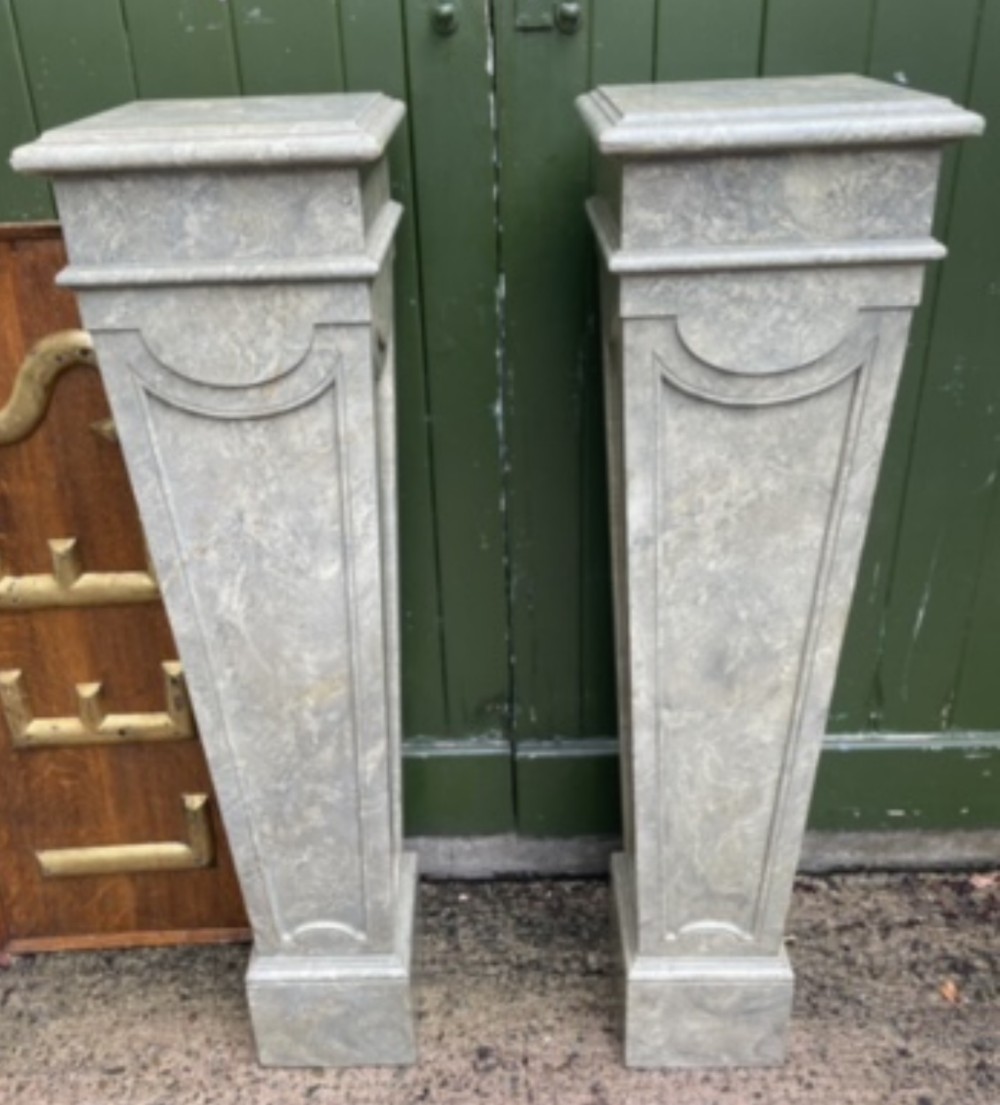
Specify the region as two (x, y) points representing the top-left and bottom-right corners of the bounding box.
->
(12, 93), (415, 1067)
(582, 74), (983, 1068)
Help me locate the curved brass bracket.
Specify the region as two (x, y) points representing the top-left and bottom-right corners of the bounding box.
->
(35, 793), (215, 877)
(1, 661), (193, 749)
(0, 329), (97, 445)
(0, 537), (160, 611)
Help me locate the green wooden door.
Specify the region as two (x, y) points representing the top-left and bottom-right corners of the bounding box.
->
(2, 0), (998, 838)
(407, 0), (1000, 836)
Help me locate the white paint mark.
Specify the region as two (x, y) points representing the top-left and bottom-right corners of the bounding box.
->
(886, 809), (908, 818)
(894, 71), (909, 85)
(483, 0), (513, 728)
(901, 535), (944, 703)
(912, 543), (941, 641)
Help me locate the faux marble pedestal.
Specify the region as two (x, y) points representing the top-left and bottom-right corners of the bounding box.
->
(578, 75), (983, 1068)
(13, 94), (416, 1067)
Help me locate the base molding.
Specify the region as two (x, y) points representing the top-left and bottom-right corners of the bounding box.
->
(410, 829), (1000, 879)
(403, 735), (1000, 838)
(245, 853), (418, 1067)
(611, 854), (793, 1069)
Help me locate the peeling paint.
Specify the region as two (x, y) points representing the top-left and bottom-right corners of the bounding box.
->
(899, 534), (944, 704)
(484, 0), (513, 733)
(244, 7), (275, 26)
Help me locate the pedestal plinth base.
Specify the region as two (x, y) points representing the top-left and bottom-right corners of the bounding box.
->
(246, 853), (418, 1067)
(611, 854), (793, 1069)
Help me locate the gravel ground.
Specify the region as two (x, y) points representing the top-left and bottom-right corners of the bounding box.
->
(1, 872), (997, 1105)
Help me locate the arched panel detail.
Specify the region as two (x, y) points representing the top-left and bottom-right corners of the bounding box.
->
(654, 314), (878, 407)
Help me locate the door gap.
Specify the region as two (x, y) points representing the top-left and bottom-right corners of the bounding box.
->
(484, 0), (515, 744)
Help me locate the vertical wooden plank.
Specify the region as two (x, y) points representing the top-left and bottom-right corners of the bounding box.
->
(591, 0), (656, 85)
(230, 0), (345, 94)
(953, 481), (1000, 730)
(500, 0), (659, 756)
(830, 0), (984, 732)
(11, 0), (136, 128)
(501, 1), (661, 829)
(655, 0), (765, 80)
(397, 0), (508, 736)
(582, 0), (658, 737)
(761, 0), (873, 75)
(0, 0), (52, 221)
(338, 0), (450, 740)
(496, 4), (593, 742)
(873, 0), (1000, 733)
(123, 0), (241, 98)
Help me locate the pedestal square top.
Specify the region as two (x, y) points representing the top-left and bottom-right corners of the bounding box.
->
(12, 92), (404, 174)
(578, 74), (983, 157)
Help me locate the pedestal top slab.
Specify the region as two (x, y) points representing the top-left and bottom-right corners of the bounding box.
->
(578, 74), (983, 157)
(11, 92), (404, 173)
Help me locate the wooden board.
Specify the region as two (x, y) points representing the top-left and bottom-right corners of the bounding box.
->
(0, 231), (248, 950)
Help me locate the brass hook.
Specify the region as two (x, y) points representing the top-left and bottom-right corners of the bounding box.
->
(0, 329), (97, 445)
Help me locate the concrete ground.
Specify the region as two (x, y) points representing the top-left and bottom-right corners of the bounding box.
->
(1, 872), (997, 1105)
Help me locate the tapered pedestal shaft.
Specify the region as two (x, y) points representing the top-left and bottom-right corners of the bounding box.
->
(14, 93), (416, 1067)
(579, 75), (982, 1068)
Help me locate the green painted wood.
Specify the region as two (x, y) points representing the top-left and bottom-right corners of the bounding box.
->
(0, 0), (51, 221)
(398, 0), (509, 738)
(230, 0), (344, 95)
(761, 0), (873, 76)
(403, 741), (515, 836)
(416, 737), (1000, 837)
(530, 738), (1000, 835)
(830, 0), (984, 732)
(591, 0), (656, 85)
(338, 0), (450, 741)
(953, 478), (1000, 731)
(515, 741), (620, 836)
(950, 0), (1000, 736)
(809, 740), (1000, 831)
(654, 0), (765, 80)
(873, 0), (1000, 734)
(11, 0), (136, 128)
(123, 0), (241, 98)
(495, 0), (599, 748)
(580, 2), (658, 738)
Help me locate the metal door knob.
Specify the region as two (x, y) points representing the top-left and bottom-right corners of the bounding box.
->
(432, 1), (459, 36)
(554, 1), (581, 33)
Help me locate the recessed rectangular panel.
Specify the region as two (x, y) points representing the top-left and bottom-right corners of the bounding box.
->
(147, 385), (367, 948)
(654, 372), (857, 948)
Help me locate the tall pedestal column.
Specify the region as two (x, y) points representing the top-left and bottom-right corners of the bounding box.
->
(579, 76), (982, 1068)
(13, 94), (416, 1067)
